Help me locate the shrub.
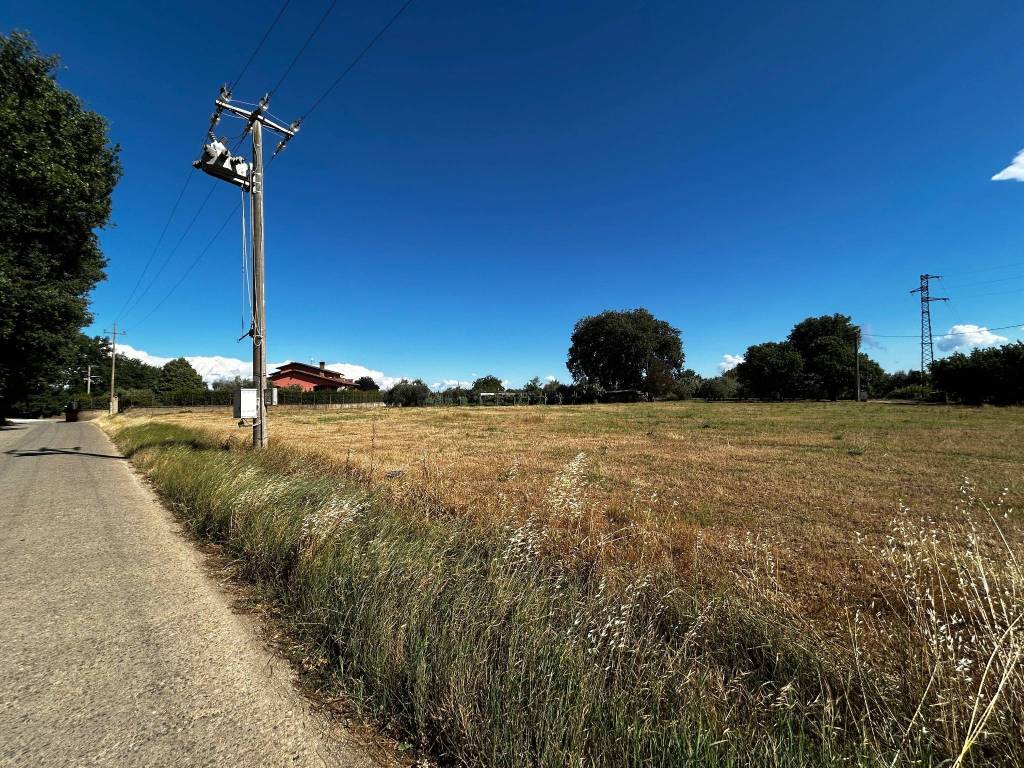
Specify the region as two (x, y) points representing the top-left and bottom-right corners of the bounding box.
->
(696, 375), (737, 400)
(385, 379), (430, 407)
(883, 385), (932, 401)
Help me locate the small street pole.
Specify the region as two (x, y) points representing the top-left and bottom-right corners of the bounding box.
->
(104, 323), (124, 415)
(855, 327), (861, 403)
(86, 364), (93, 395)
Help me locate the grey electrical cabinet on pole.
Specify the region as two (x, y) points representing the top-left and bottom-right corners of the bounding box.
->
(233, 388), (259, 419)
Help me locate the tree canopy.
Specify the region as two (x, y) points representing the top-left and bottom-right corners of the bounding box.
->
(931, 342), (1024, 405)
(385, 379), (430, 407)
(156, 358), (205, 394)
(471, 375), (505, 393)
(0, 32), (121, 416)
(734, 314), (884, 400)
(68, 333), (161, 394)
(211, 376), (254, 391)
(787, 314), (865, 399)
(567, 308), (683, 396)
(735, 342), (803, 400)
(354, 376), (380, 391)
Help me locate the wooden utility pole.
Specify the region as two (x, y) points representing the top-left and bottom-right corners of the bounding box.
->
(193, 87), (298, 449)
(104, 324), (124, 415)
(855, 327), (861, 403)
(250, 120), (268, 449)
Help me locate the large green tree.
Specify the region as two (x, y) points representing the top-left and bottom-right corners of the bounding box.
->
(471, 375), (505, 393)
(156, 358), (205, 394)
(735, 342), (803, 400)
(787, 314), (865, 399)
(354, 376), (379, 391)
(0, 32), (121, 416)
(567, 308), (683, 395)
(385, 379), (430, 407)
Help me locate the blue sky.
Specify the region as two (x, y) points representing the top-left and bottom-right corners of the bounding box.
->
(5, 1), (1024, 386)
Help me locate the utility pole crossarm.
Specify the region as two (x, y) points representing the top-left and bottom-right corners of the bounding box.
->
(214, 99), (297, 139)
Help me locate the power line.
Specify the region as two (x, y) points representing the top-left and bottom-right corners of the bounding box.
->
(112, 3), (292, 329)
(231, 0), (293, 92)
(269, 0), (338, 98)
(132, 203), (241, 331)
(120, 181), (218, 322)
(121, 2), (415, 333)
(952, 287), (1024, 300)
(300, 0), (417, 121)
(942, 273), (1024, 291)
(114, 170), (194, 322)
(937, 260), (1024, 279)
(867, 323), (1023, 339)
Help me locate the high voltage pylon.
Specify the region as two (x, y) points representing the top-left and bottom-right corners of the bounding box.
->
(909, 274), (948, 379)
(194, 86), (299, 449)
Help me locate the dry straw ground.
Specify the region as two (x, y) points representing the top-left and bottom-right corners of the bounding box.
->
(139, 400), (1023, 623)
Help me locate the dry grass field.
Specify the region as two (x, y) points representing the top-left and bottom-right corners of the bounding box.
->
(137, 400), (1024, 621)
(110, 402), (1024, 765)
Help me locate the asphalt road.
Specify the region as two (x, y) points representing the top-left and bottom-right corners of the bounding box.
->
(0, 419), (375, 767)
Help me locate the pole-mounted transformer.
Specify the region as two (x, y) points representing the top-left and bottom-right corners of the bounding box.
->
(193, 139), (251, 187)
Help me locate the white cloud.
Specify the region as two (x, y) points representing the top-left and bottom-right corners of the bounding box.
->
(117, 344), (171, 369)
(324, 363), (404, 390)
(544, 375), (557, 382)
(717, 353), (744, 373)
(119, 345), (256, 384)
(936, 324), (1008, 352)
(117, 345), (405, 388)
(992, 149), (1024, 181)
(431, 378), (472, 391)
(189, 355), (254, 383)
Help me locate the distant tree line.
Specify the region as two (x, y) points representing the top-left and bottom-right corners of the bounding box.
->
(12, 333), (214, 415)
(930, 342), (1024, 405)
(379, 308), (1024, 409)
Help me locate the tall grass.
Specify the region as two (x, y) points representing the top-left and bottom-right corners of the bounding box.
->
(112, 421), (1022, 767)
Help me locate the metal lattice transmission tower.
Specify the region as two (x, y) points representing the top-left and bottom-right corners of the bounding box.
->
(909, 274), (948, 378)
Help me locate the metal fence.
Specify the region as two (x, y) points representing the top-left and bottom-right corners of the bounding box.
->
(70, 388), (384, 412)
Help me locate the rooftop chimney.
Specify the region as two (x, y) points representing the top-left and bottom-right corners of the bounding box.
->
(319, 361), (326, 374)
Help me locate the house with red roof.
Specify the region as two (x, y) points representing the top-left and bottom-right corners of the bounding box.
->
(268, 361), (358, 392)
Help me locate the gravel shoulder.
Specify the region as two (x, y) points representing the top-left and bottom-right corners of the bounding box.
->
(0, 419), (377, 767)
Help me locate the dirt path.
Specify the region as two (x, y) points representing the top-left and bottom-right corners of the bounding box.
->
(0, 419), (376, 767)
